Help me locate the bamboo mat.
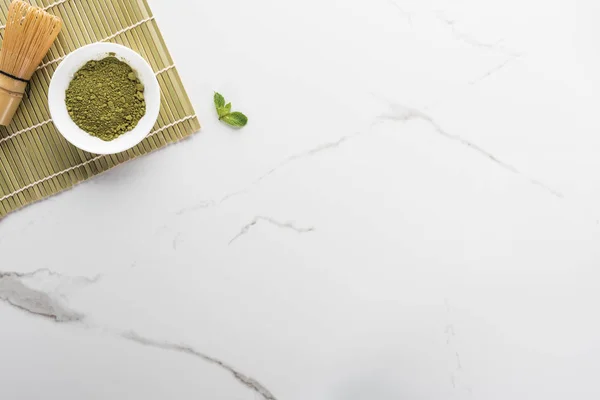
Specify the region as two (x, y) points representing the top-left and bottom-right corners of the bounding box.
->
(0, 0), (200, 218)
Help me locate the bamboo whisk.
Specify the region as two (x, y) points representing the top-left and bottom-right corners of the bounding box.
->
(0, 0), (61, 126)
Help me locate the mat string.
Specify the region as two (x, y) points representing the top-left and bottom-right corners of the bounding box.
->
(154, 65), (176, 75)
(0, 0), (72, 30)
(0, 64), (176, 146)
(0, 114), (198, 203)
(0, 118), (53, 145)
(41, 0), (71, 11)
(37, 16), (156, 71)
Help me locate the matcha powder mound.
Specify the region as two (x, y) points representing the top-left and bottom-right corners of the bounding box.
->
(65, 57), (146, 141)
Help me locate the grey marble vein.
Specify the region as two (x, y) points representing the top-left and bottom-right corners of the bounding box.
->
(122, 331), (278, 400)
(0, 268), (100, 283)
(436, 12), (517, 55)
(230, 216), (315, 245)
(386, 0), (412, 22)
(172, 232), (183, 250)
(216, 134), (361, 207)
(175, 200), (216, 215)
(176, 132), (364, 216)
(0, 268), (278, 399)
(469, 55), (521, 85)
(378, 102), (563, 198)
(0, 269), (93, 322)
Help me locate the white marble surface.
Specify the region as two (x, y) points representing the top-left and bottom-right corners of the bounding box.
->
(2, 0), (600, 398)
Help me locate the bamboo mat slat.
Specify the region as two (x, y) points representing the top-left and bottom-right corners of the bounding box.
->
(0, 0), (200, 218)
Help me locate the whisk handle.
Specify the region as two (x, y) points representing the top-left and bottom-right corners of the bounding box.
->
(0, 74), (27, 126)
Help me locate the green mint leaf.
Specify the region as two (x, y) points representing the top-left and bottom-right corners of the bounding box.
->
(217, 107), (229, 118)
(214, 92), (225, 109)
(221, 112), (248, 127)
(217, 102), (233, 119)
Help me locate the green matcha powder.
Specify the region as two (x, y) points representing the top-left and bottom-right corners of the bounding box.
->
(65, 56), (146, 141)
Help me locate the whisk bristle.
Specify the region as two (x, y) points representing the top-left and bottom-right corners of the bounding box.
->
(0, 0), (62, 80)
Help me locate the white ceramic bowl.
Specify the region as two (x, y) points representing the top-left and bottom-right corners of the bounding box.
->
(48, 43), (160, 155)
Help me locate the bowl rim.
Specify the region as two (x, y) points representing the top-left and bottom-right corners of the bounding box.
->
(48, 42), (160, 155)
